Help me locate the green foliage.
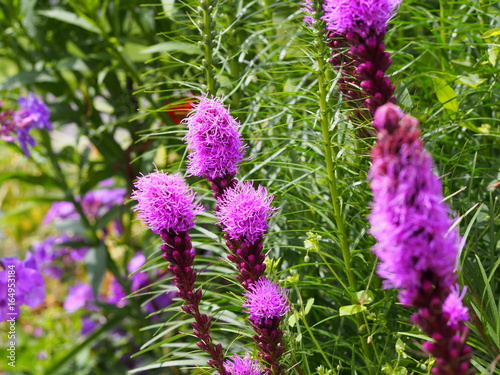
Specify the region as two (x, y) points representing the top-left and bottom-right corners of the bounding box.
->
(1, 0), (500, 374)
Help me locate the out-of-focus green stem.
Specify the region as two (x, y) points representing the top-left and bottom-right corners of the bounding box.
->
(200, 0), (219, 96)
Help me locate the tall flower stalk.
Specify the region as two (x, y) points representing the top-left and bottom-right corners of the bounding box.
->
(369, 103), (472, 375)
(244, 277), (289, 375)
(303, 0), (400, 125)
(131, 170), (227, 374)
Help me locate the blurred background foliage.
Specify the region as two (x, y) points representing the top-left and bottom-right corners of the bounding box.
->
(0, 0), (499, 374)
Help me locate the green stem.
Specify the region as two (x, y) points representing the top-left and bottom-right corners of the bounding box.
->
(312, 2), (374, 371)
(200, 0), (219, 96)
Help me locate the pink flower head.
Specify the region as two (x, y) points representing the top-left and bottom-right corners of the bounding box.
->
(221, 353), (265, 375)
(216, 182), (277, 244)
(244, 277), (289, 321)
(322, 0), (402, 37)
(443, 285), (469, 326)
(131, 170), (203, 234)
(183, 95), (246, 179)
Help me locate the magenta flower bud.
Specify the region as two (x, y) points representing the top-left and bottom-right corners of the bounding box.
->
(183, 95), (246, 180)
(131, 170), (202, 234)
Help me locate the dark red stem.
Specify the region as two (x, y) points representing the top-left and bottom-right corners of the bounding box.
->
(160, 230), (227, 375)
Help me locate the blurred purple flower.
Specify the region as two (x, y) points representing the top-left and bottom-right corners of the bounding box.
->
(244, 277), (289, 322)
(18, 93), (52, 131)
(322, 0), (401, 37)
(81, 314), (99, 335)
(0, 272), (20, 321)
(300, 0), (315, 24)
(220, 354), (264, 375)
(0, 254), (46, 320)
(0, 93), (52, 156)
(216, 182), (276, 245)
(183, 95), (246, 180)
(64, 283), (94, 312)
(369, 103), (460, 304)
(43, 201), (78, 224)
(131, 170), (202, 234)
(82, 187), (127, 218)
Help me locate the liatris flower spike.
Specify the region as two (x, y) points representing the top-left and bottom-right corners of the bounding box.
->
(183, 95), (247, 199)
(244, 277), (289, 375)
(369, 103), (472, 375)
(131, 170), (227, 374)
(304, 0), (400, 123)
(216, 181), (277, 289)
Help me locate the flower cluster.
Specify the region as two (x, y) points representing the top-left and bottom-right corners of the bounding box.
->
(369, 103), (472, 375)
(183, 95), (246, 197)
(0, 93), (52, 155)
(244, 277), (289, 375)
(0, 253), (46, 321)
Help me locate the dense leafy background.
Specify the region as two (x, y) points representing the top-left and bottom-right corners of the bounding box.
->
(0, 0), (499, 374)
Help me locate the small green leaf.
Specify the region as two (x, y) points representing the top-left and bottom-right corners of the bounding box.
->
(456, 74), (486, 88)
(304, 231), (322, 252)
(288, 312), (298, 327)
(0, 71), (56, 90)
(355, 290), (374, 305)
(141, 42), (202, 55)
(339, 304), (367, 316)
(85, 244), (107, 299)
(304, 298), (315, 315)
(432, 77), (459, 112)
(482, 27), (500, 38)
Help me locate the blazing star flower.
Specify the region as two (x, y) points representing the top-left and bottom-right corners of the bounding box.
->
(300, 0), (315, 24)
(322, 0), (402, 37)
(216, 182), (276, 244)
(183, 95), (246, 180)
(221, 354), (264, 375)
(132, 170), (202, 234)
(244, 277), (289, 322)
(369, 103), (460, 304)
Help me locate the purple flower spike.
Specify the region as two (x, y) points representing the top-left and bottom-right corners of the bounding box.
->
(183, 95), (246, 181)
(300, 0), (315, 24)
(323, 0), (401, 37)
(369, 103), (472, 375)
(244, 277), (289, 375)
(216, 182), (276, 245)
(131, 170), (202, 234)
(221, 354), (265, 375)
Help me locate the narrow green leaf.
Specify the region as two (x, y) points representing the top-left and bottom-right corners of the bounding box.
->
(141, 42), (202, 55)
(432, 77), (459, 112)
(482, 27), (500, 38)
(38, 9), (101, 34)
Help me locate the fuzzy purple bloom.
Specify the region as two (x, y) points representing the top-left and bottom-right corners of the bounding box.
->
(244, 277), (289, 322)
(220, 354), (265, 375)
(132, 170), (202, 234)
(183, 95), (246, 180)
(369, 103), (460, 304)
(216, 182), (276, 244)
(322, 0), (401, 37)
